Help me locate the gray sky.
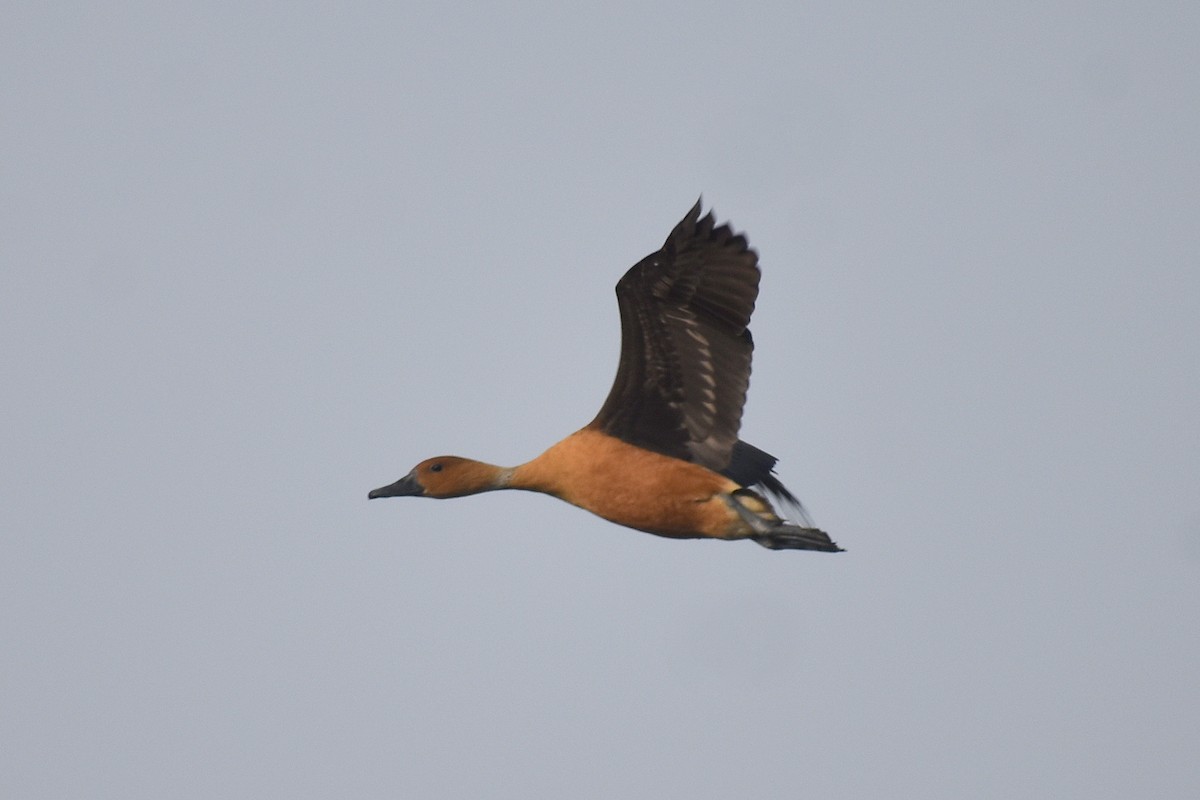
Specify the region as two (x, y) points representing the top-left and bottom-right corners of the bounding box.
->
(3, 3), (1198, 798)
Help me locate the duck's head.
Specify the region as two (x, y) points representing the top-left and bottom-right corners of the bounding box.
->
(368, 456), (507, 500)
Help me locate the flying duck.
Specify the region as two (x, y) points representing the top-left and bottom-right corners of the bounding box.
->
(369, 201), (841, 552)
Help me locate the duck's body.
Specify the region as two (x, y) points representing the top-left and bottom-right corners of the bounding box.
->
(518, 429), (742, 540)
(370, 202), (841, 552)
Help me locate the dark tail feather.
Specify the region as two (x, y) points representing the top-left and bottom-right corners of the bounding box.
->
(752, 524), (844, 552)
(724, 441), (815, 526)
(757, 473), (815, 527)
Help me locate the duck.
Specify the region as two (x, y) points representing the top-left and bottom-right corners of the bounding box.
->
(369, 201), (841, 552)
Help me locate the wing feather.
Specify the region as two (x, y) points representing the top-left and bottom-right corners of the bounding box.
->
(588, 200), (759, 472)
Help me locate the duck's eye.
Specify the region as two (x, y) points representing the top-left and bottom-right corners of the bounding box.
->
(429, 463), (443, 473)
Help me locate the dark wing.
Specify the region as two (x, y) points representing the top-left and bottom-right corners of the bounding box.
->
(588, 200), (759, 473)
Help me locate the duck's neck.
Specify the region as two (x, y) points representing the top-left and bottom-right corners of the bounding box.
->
(476, 432), (592, 497)
(507, 444), (573, 498)
(458, 460), (516, 494)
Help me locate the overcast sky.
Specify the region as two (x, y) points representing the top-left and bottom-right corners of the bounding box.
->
(3, 3), (1198, 798)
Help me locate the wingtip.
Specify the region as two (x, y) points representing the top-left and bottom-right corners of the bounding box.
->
(666, 197), (710, 250)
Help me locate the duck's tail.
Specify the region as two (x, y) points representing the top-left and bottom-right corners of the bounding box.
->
(724, 489), (844, 552)
(751, 524), (844, 552)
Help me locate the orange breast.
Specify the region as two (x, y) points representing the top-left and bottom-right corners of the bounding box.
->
(513, 429), (744, 539)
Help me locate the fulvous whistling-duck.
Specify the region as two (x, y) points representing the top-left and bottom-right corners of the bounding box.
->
(370, 201), (842, 552)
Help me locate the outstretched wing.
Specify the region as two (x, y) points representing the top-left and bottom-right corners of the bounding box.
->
(588, 200), (760, 473)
